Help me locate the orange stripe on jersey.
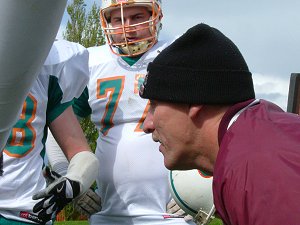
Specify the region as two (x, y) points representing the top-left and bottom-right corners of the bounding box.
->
(134, 100), (150, 132)
(4, 93), (37, 158)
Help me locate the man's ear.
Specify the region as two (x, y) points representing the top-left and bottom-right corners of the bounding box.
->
(188, 105), (203, 119)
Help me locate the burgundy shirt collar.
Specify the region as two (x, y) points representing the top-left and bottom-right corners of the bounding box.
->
(218, 99), (256, 146)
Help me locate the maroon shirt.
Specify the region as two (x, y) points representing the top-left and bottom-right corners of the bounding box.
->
(213, 99), (300, 225)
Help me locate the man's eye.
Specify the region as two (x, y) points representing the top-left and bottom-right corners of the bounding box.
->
(135, 15), (143, 20)
(112, 18), (122, 24)
(133, 14), (148, 22)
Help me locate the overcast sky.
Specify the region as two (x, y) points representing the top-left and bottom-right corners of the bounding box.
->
(58, 0), (300, 110)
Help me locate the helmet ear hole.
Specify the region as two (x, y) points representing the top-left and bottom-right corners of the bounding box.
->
(100, 0), (163, 57)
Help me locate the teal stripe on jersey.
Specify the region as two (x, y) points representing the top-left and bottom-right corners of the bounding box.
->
(46, 75), (73, 125)
(73, 87), (91, 118)
(0, 216), (35, 225)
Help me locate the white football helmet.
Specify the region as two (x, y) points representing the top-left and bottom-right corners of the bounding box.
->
(100, 0), (163, 56)
(169, 169), (216, 225)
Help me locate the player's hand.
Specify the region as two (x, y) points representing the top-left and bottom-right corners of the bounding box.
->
(43, 165), (61, 185)
(74, 188), (102, 217)
(167, 198), (194, 222)
(41, 166), (101, 218)
(32, 168), (80, 223)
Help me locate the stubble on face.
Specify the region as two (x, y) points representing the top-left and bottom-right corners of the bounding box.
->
(151, 102), (196, 170)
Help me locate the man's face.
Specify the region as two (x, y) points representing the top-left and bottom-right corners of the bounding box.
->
(110, 6), (152, 44)
(143, 100), (196, 170)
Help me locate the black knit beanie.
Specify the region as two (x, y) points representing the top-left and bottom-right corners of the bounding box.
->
(139, 23), (255, 104)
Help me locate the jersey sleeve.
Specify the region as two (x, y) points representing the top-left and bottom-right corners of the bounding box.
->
(46, 75), (73, 125)
(42, 40), (89, 103)
(73, 87), (91, 118)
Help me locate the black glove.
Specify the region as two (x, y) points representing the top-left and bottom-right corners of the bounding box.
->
(43, 165), (61, 185)
(74, 187), (102, 217)
(32, 167), (80, 223)
(41, 166), (101, 218)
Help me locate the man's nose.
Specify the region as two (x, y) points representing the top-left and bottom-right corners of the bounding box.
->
(143, 112), (155, 134)
(123, 18), (135, 29)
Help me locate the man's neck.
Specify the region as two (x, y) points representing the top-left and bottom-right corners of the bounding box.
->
(121, 54), (143, 66)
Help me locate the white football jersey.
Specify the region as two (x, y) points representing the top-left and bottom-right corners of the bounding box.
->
(0, 40), (89, 224)
(74, 41), (195, 225)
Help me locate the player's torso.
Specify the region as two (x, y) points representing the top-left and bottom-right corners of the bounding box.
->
(0, 73), (51, 223)
(88, 42), (183, 221)
(88, 44), (168, 180)
(0, 40), (88, 224)
(214, 100), (300, 225)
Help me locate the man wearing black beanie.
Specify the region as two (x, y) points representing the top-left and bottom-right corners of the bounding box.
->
(140, 23), (300, 225)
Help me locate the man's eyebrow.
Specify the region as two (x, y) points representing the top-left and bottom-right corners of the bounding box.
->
(114, 12), (149, 19)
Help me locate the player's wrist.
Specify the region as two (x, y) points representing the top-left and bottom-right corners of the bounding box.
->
(66, 151), (99, 195)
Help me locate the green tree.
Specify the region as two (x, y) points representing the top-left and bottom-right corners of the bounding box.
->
(63, 0), (105, 47)
(63, 0), (86, 44)
(81, 2), (105, 47)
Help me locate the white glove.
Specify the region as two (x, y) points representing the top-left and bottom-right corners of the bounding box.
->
(74, 188), (102, 217)
(167, 198), (194, 222)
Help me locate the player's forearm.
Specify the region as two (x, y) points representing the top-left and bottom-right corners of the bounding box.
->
(49, 106), (98, 193)
(50, 106), (90, 159)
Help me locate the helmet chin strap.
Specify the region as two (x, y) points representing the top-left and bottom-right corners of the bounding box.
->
(194, 205), (216, 225)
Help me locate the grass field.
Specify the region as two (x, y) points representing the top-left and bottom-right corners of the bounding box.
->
(55, 218), (223, 225)
(210, 218), (223, 225)
(55, 221), (88, 225)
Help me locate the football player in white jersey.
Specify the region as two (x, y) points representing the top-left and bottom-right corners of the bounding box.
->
(0, 0), (67, 166)
(0, 40), (99, 225)
(70, 0), (195, 224)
